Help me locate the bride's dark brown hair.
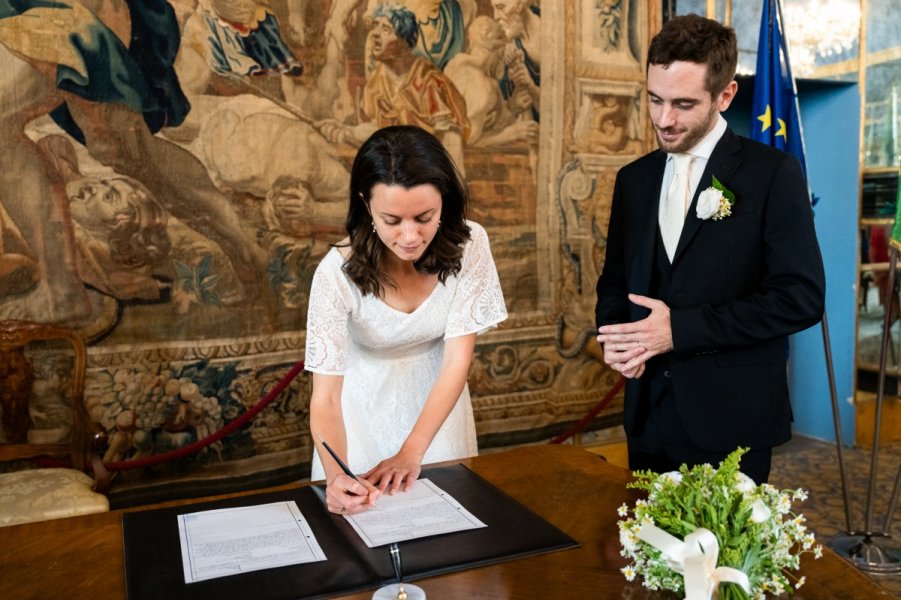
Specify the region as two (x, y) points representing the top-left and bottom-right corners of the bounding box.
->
(342, 125), (470, 296)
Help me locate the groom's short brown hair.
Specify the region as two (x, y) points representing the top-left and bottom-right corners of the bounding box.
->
(647, 14), (738, 97)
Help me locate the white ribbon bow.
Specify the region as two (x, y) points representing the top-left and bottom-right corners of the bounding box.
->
(636, 524), (750, 600)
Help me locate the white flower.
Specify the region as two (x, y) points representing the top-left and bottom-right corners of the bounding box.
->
(696, 187), (724, 219)
(696, 186), (734, 220)
(776, 494), (792, 514)
(619, 527), (638, 552)
(749, 499), (772, 523)
(734, 472), (757, 494)
(661, 471), (683, 485)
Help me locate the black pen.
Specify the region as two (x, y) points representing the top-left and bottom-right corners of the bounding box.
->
(317, 435), (379, 510)
(317, 434), (358, 481)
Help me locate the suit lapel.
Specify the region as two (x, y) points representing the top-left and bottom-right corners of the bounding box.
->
(635, 151), (667, 293)
(672, 128), (742, 263)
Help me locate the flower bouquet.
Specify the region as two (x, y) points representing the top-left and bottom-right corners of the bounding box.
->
(616, 448), (823, 600)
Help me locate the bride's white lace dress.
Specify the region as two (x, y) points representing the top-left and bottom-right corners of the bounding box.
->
(305, 221), (507, 480)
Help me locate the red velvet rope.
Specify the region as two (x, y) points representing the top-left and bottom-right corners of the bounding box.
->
(39, 361), (618, 473)
(103, 360), (306, 471)
(549, 376), (625, 444)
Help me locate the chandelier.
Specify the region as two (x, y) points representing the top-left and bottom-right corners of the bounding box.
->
(782, 0), (860, 77)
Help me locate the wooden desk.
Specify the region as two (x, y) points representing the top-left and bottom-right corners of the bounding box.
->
(0, 445), (892, 599)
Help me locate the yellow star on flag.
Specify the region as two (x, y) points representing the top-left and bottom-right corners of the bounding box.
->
(757, 105), (772, 132)
(775, 118), (787, 139)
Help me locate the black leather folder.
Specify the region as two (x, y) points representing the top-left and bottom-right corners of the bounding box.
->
(123, 463), (579, 599)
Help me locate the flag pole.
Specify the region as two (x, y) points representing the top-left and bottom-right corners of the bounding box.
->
(828, 244), (901, 572)
(772, 0), (854, 536)
(774, 0), (810, 178)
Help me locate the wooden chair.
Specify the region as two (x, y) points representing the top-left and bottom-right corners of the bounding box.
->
(0, 320), (109, 526)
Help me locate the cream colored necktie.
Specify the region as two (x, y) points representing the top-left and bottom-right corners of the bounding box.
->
(659, 153), (694, 261)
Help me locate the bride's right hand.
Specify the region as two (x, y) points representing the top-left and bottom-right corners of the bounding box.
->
(325, 473), (380, 514)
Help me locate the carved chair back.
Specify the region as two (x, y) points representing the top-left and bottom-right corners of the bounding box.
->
(0, 320), (109, 514)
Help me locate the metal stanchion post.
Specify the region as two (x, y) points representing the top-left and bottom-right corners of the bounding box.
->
(821, 311), (854, 534)
(886, 465), (900, 537)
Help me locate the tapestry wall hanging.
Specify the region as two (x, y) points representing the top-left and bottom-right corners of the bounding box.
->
(0, 0), (652, 503)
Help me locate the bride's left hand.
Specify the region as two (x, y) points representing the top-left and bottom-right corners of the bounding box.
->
(362, 449), (422, 494)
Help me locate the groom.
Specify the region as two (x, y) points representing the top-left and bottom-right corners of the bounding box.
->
(594, 14), (825, 484)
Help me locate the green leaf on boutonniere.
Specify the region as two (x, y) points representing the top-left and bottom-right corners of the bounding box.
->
(711, 176), (736, 205)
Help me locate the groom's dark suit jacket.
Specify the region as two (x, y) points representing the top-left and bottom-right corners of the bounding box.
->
(595, 127), (825, 452)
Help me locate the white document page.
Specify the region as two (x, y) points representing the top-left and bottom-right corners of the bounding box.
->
(345, 478), (486, 548)
(177, 501), (327, 583)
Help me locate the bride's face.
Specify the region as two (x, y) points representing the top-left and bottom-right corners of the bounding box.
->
(368, 183), (442, 264)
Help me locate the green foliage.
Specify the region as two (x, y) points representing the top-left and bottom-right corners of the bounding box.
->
(617, 448), (822, 598)
(712, 175), (736, 204)
(175, 255), (223, 307)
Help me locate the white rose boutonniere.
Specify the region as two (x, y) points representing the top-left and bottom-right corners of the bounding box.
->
(696, 176), (736, 221)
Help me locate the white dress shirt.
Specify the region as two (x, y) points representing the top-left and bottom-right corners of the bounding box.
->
(658, 113), (728, 211)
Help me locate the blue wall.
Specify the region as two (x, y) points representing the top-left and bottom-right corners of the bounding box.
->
(725, 77), (860, 444)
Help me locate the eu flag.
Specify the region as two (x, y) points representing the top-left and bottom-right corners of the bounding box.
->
(751, 0), (807, 178)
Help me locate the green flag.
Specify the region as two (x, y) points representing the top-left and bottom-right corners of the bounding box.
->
(891, 169), (901, 250)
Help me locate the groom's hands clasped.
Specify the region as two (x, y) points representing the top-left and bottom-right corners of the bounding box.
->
(597, 294), (674, 378)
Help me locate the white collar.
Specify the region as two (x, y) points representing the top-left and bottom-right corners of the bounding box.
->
(668, 113), (727, 162)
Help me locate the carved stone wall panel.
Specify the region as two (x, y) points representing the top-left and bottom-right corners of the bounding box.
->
(547, 1), (659, 444)
(576, 0), (647, 80)
(572, 79), (645, 156)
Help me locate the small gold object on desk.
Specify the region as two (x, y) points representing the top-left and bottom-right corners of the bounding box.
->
(372, 543), (425, 599)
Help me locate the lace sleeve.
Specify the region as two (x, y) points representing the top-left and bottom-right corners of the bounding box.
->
(445, 222), (508, 338)
(304, 252), (352, 374)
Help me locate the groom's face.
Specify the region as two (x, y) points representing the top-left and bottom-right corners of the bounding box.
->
(647, 61), (736, 153)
